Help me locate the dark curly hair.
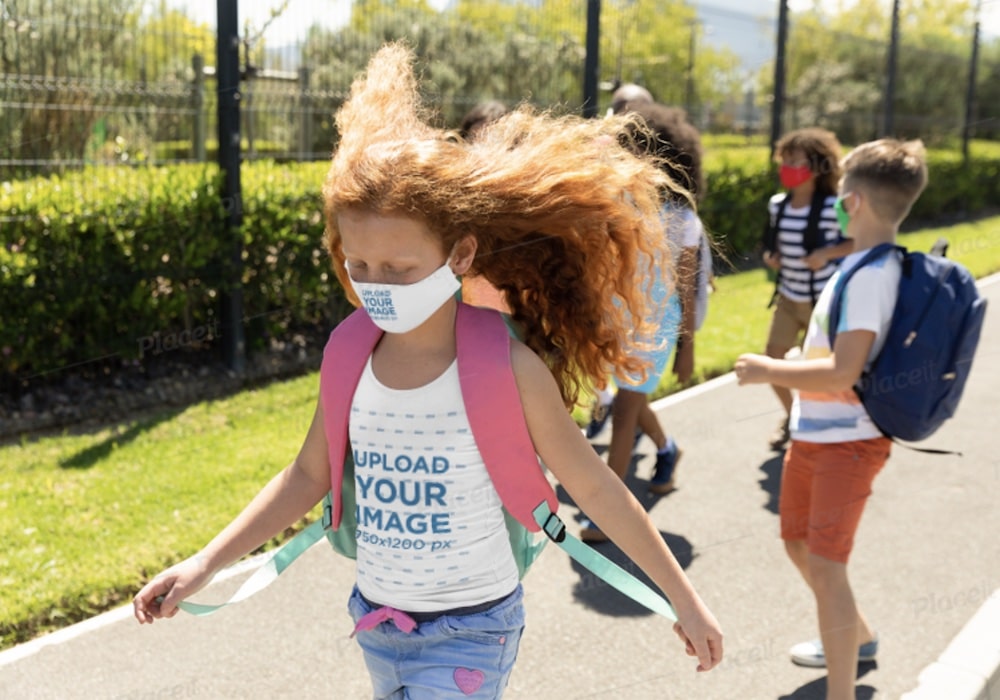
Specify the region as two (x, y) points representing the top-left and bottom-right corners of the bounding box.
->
(774, 127), (843, 196)
(623, 103), (705, 204)
(458, 100), (508, 141)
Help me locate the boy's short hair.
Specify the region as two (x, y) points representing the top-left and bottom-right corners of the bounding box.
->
(841, 139), (928, 226)
(774, 127), (842, 196)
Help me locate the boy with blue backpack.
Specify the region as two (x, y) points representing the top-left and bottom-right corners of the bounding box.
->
(735, 139), (935, 700)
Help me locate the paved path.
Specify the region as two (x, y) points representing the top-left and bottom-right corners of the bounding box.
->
(3, 278), (999, 700)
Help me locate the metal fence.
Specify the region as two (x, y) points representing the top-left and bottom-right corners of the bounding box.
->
(2, 0), (997, 180)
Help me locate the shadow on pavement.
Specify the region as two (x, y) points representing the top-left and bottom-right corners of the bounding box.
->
(554, 444), (693, 617)
(758, 451), (785, 515)
(777, 663), (878, 699)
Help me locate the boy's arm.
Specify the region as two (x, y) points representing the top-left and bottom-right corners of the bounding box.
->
(803, 238), (854, 270)
(735, 329), (875, 392)
(510, 342), (723, 672)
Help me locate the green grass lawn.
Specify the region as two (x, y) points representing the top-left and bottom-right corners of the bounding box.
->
(2, 214), (999, 650)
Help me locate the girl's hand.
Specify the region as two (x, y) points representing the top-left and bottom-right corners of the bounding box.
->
(734, 353), (772, 385)
(672, 605), (724, 672)
(133, 554), (213, 624)
(762, 251), (781, 270)
(673, 337), (695, 384)
(802, 249), (828, 271)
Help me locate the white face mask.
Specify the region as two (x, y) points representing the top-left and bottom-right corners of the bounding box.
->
(345, 259), (460, 334)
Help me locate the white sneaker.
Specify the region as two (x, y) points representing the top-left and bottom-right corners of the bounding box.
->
(790, 637), (879, 668)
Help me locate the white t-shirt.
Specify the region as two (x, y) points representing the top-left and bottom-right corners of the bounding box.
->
(350, 357), (519, 611)
(664, 204), (711, 329)
(790, 248), (901, 443)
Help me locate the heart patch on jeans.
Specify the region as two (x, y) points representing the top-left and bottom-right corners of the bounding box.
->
(453, 667), (485, 695)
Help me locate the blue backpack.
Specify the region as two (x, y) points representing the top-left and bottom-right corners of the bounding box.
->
(828, 243), (987, 444)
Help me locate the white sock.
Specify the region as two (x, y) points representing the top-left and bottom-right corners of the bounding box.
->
(597, 387), (614, 406)
(657, 436), (675, 454)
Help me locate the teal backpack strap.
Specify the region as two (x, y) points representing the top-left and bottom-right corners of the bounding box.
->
(169, 519), (328, 615)
(168, 311), (378, 615)
(532, 502), (677, 622)
(457, 304), (678, 622)
(170, 304), (677, 622)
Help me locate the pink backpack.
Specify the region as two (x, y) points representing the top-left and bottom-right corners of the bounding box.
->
(319, 302), (558, 574)
(172, 302), (676, 620)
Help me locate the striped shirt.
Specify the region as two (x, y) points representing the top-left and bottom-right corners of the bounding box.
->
(768, 192), (844, 303)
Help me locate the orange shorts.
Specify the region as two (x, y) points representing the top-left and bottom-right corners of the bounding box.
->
(779, 437), (891, 563)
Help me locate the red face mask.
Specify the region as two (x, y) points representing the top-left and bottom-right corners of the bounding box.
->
(779, 164), (813, 190)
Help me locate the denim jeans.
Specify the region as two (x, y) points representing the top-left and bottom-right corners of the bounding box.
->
(347, 585), (526, 699)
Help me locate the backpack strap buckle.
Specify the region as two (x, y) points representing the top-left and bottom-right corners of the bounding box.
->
(322, 499), (333, 530)
(541, 511), (566, 543)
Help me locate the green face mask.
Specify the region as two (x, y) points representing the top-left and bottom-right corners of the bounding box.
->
(834, 195), (851, 235)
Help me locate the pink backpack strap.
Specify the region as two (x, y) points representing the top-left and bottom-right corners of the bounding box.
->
(455, 303), (559, 532)
(319, 309), (381, 531)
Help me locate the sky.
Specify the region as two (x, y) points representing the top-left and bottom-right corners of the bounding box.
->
(177, 0), (1000, 50)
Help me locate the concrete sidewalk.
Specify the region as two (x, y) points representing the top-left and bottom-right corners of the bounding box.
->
(3, 278), (999, 700)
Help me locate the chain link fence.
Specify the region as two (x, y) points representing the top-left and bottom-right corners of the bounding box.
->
(2, 0), (997, 180)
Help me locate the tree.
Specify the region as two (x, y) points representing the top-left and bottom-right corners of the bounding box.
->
(598, 0), (744, 124)
(0, 0), (140, 173)
(780, 0), (978, 144)
(300, 0), (587, 152)
(974, 38), (1000, 140)
(0, 0), (215, 174)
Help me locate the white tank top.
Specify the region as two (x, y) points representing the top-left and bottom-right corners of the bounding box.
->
(350, 356), (519, 611)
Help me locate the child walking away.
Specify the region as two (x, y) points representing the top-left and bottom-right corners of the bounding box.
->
(761, 128), (854, 450)
(735, 139), (928, 700)
(133, 43), (723, 695)
(580, 103), (709, 542)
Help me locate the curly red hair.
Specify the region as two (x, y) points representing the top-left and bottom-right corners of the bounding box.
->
(323, 43), (682, 407)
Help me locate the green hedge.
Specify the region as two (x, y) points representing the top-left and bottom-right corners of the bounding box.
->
(2, 151), (998, 381)
(700, 149), (1000, 262)
(0, 162), (347, 380)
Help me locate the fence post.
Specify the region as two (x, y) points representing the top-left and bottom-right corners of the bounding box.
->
(217, 0), (245, 375)
(685, 19), (698, 122)
(769, 0), (789, 158)
(192, 54), (207, 162)
(883, 0), (900, 137)
(583, 0), (601, 118)
(963, 11), (981, 166)
(298, 65), (312, 161)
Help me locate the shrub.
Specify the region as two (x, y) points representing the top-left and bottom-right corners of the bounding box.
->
(2, 148), (998, 384)
(0, 163), (348, 381)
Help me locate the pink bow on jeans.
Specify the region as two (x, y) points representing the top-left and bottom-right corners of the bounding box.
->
(351, 606), (418, 638)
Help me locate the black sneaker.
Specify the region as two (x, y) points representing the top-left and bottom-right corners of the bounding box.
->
(649, 438), (682, 494)
(585, 400), (613, 438)
(768, 417), (790, 450)
(579, 517), (609, 544)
